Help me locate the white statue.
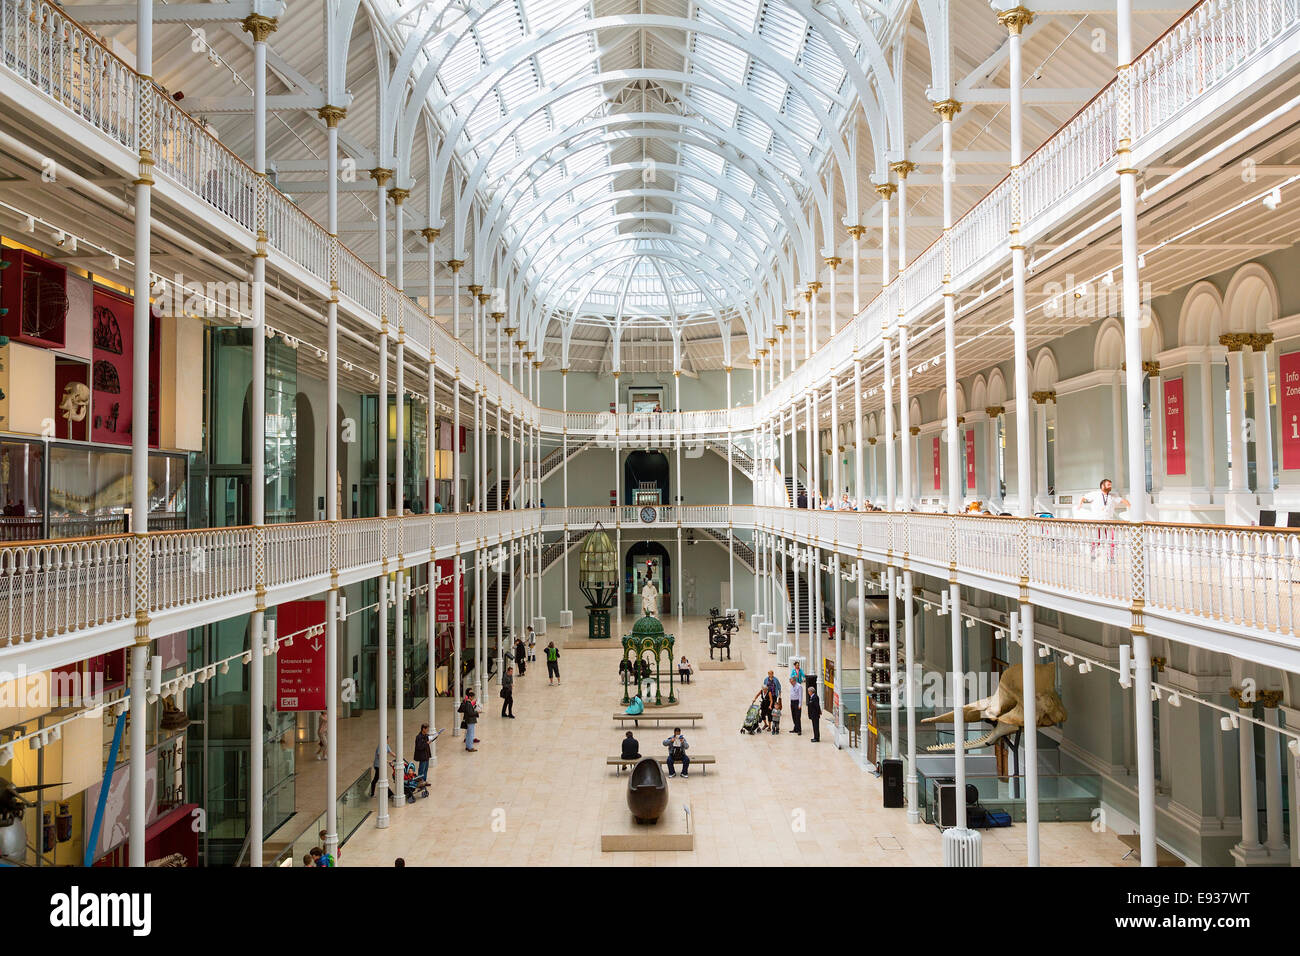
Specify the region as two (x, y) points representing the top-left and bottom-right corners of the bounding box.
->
(59, 382), (90, 437)
(641, 577), (658, 617)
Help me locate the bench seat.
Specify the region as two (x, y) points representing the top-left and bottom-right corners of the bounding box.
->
(606, 754), (716, 775)
(612, 712), (703, 727)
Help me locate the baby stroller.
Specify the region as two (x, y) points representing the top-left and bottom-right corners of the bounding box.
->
(741, 701), (763, 734)
(401, 760), (430, 804)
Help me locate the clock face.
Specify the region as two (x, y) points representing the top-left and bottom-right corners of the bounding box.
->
(640, 506), (657, 523)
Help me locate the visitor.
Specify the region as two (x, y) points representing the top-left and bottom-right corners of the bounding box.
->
(806, 682), (822, 743)
(459, 689), (480, 752)
(769, 691), (782, 734)
(621, 730), (641, 760)
(500, 666), (515, 718)
(514, 635), (527, 676)
(527, 625), (537, 661)
(370, 740), (395, 797)
(433, 496), (444, 514)
(309, 847), (334, 868)
(394, 858), (405, 867)
(663, 727), (690, 778)
(797, 489), (808, 509)
(318, 830), (338, 863)
(840, 492), (854, 511)
(789, 660), (804, 686)
(626, 692), (645, 715)
(545, 641), (561, 684)
(1081, 477), (1130, 519)
(678, 655), (692, 684)
(788, 675), (804, 736)
(763, 669), (780, 701)
(302, 853), (314, 867)
(315, 712), (328, 761)
(413, 723), (433, 781)
(755, 685), (772, 732)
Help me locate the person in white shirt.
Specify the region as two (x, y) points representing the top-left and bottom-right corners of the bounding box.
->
(788, 675), (805, 736)
(1081, 477), (1130, 519)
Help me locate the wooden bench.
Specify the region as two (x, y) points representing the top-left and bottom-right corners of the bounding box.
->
(1117, 833), (1185, 866)
(606, 754), (717, 775)
(612, 712), (703, 728)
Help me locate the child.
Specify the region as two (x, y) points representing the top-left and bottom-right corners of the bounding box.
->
(770, 693), (783, 735)
(527, 625), (537, 662)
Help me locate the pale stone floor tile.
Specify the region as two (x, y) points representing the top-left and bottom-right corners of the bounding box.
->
(341, 616), (1122, 867)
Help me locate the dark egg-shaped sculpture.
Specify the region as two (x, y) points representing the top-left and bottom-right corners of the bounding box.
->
(626, 757), (669, 824)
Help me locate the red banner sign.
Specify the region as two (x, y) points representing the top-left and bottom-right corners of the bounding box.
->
(276, 600), (327, 711)
(1164, 377), (1186, 476)
(1281, 352), (1300, 471)
(932, 436), (941, 491)
(965, 428), (976, 491)
(434, 558), (463, 623)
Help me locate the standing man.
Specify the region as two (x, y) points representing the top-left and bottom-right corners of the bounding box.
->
(788, 675), (804, 736)
(413, 723), (433, 781)
(500, 665), (516, 718)
(545, 641), (562, 684)
(663, 727), (690, 778)
(1080, 477), (1130, 518)
(514, 635), (527, 676)
(806, 681), (823, 743)
(459, 689), (480, 752)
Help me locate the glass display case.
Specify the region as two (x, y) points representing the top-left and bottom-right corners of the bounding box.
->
(0, 436), (187, 540)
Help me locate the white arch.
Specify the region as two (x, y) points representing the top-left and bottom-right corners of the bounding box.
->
(1224, 262), (1280, 334)
(1177, 281), (1225, 347)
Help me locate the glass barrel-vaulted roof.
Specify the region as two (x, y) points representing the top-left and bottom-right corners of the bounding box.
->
(379, 0), (880, 339)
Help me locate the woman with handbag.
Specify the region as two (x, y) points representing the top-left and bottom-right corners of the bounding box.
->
(458, 690), (480, 752)
(500, 666), (516, 718)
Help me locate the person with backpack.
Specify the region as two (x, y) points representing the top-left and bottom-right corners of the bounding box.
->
(545, 641), (561, 684)
(459, 689), (480, 752)
(663, 728), (690, 778)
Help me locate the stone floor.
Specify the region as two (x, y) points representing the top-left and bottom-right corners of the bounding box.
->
(338, 616), (1134, 867)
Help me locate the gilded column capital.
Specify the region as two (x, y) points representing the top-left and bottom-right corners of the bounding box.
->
(467, 284), (483, 297)
(985, 404), (1004, 417)
(824, 257), (842, 270)
(446, 259), (464, 272)
(388, 186), (410, 205)
(317, 105), (347, 127)
(808, 281), (822, 293)
(997, 6), (1035, 35)
(240, 13), (278, 42)
(369, 167), (394, 188)
(931, 100), (962, 122)
(889, 160), (917, 179)
(1247, 332), (1275, 351)
(1258, 689), (1284, 708)
(1219, 332), (1251, 352)
(491, 311), (505, 322)
(1031, 389), (1057, 404)
(420, 227), (440, 243)
(909, 425), (921, 436)
(874, 183), (897, 201)
(847, 224), (867, 239)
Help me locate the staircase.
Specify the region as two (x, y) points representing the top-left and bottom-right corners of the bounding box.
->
(540, 529), (585, 573)
(784, 475), (809, 507)
(704, 439), (755, 479)
(698, 526), (756, 572)
(485, 570), (512, 642)
(487, 437), (596, 509)
(785, 565), (812, 634)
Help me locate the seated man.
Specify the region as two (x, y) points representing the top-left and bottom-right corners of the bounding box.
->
(620, 730), (641, 760)
(663, 728), (690, 778)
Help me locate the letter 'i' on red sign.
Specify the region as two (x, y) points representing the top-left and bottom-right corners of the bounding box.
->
(966, 428), (976, 491)
(1281, 351), (1300, 470)
(1164, 376), (1186, 476)
(933, 436), (941, 491)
